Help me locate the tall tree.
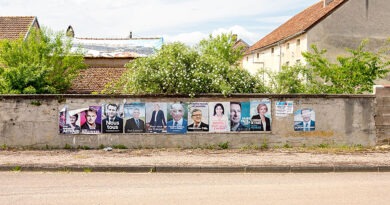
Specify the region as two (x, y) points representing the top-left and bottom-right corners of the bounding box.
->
(302, 40), (390, 94)
(0, 28), (86, 94)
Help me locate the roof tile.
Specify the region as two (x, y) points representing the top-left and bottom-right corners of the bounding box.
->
(247, 0), (346, 53)
(0, 16), (36, 40)
(68, 67), (126, 94)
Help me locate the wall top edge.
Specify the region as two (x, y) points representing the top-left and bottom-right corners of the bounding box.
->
(0, 93), (375, 99)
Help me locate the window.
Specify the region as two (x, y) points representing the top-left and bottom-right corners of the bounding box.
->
(286, 43), (290, 49)
(286, 61), (289, 66)
(257, 53), (259, 58)
(246, 57), (248, 61)
(297, 39), (301, 46)
(271, 47), (274, 54)
(296, 59), (301, 64)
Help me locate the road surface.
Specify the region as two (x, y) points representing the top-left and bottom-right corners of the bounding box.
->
(1, 172), (389, 204)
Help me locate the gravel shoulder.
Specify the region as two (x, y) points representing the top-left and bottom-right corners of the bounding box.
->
(1, 148), (390, 167)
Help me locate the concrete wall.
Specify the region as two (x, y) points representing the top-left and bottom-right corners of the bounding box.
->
(0, 93), (379, 149)
(375, 86), (390, 145)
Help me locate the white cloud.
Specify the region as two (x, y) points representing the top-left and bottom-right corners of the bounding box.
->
(0, 0), (319, 43)
(164, 32), (208, 46)
(164, 25), (260, 46)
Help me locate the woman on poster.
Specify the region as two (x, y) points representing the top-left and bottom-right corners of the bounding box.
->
(210, 103), (229, 132)
(251, 103), (271, 131)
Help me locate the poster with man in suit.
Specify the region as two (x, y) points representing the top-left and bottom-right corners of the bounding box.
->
(102, 103), (124, 133)
(294, 108), (316, 131)
(124, 102), (146, 133)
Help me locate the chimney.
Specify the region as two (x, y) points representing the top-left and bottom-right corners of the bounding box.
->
(323, 0), (334, 7)
(232, 34), (238, 42)
(129, 31), (132, 38)
(66, 25), (75, 38)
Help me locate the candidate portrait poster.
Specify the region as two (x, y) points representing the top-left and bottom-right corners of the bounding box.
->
(209, 102), (230, 132)
(167, 102), (188, 134)
(145, 102), (167, 133)
(230, 101), (250, 131)
(80, 106), (102, 134)
(187, 102), (209, 132)
(59, 105), (84, 134)
(294, 108), (316, 131)
(124, 102), (146, 133)
(250, 99), (272, 131)
(101, 103), (124, 133)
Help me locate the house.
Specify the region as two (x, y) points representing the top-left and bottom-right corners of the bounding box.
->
(0, 16), (40, 40)
(67, 26), (163, 94)
(243, 0), (390, 75)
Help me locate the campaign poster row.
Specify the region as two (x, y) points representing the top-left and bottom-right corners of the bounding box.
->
(59, 100), (316, 135)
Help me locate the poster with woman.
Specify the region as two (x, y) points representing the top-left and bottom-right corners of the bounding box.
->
(187, 102), (209, 132)
(250, 99), (272, 131)
(145, 102), (167, 133)
(209, 102), (230, 132)
(124, 102), (146, 133)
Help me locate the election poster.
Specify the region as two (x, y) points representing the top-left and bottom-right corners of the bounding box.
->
(101, 103), (124, 133)
(167, 102), (188, 134)
(145, 102), (167, 133)
(275, 101), (293, 117)
(80, 106), (102, 134)
(124, 102), (146, 133)
(230, 101), (250, 131)
(250, 99), (272, 131)
(209, 102), (230, 132)
(294, 108), (316, 131)
(187, 102), (209, 132)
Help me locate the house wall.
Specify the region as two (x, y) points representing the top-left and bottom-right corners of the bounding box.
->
(84, 58), (133, 68)
(242, 34), (308, 75)
(0, 93), (380, 149)
(307, 0), (390, 61)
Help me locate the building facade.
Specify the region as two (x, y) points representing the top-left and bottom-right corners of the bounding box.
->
(243, 0), (390, 75)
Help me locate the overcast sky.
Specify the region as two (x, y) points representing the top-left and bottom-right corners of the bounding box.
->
(0, 0), (319, 46)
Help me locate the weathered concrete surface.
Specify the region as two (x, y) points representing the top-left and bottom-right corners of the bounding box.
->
(375, 86), (390, 145)
(0, 94), (378, 148)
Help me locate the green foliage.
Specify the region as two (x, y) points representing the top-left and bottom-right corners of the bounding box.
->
(64, 143), (72, 149)
(263, 39), (390, 94)
(0, 27), (86, 94)
(302, 40), (390, 94)
(83, 168), (92, 173)
(283, 143), (292, 149)
(104, 33), (265, 96)
(12, 166), (22, 172)
(30, 100), (41, 106)
(217, 141), (229, 149)
(112, 144), (128, 149)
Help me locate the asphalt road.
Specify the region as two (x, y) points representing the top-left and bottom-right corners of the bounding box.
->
(1, 172), (389, 205)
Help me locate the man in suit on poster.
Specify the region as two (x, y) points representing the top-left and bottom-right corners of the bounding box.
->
(125, 108), (145, 133)
(294, 108), (315, 131)
(102, 104), (123, 133)
(167, 103), (188, 133)
(187, 108), (209, 132)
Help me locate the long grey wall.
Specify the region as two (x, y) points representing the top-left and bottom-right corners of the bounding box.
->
(0, 93), (380, 149)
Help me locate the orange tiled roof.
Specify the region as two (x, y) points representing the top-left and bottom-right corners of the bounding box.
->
(0, 16), (37, 40)
(247, 0), (346, 53)
(68, 67), (127, 94)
